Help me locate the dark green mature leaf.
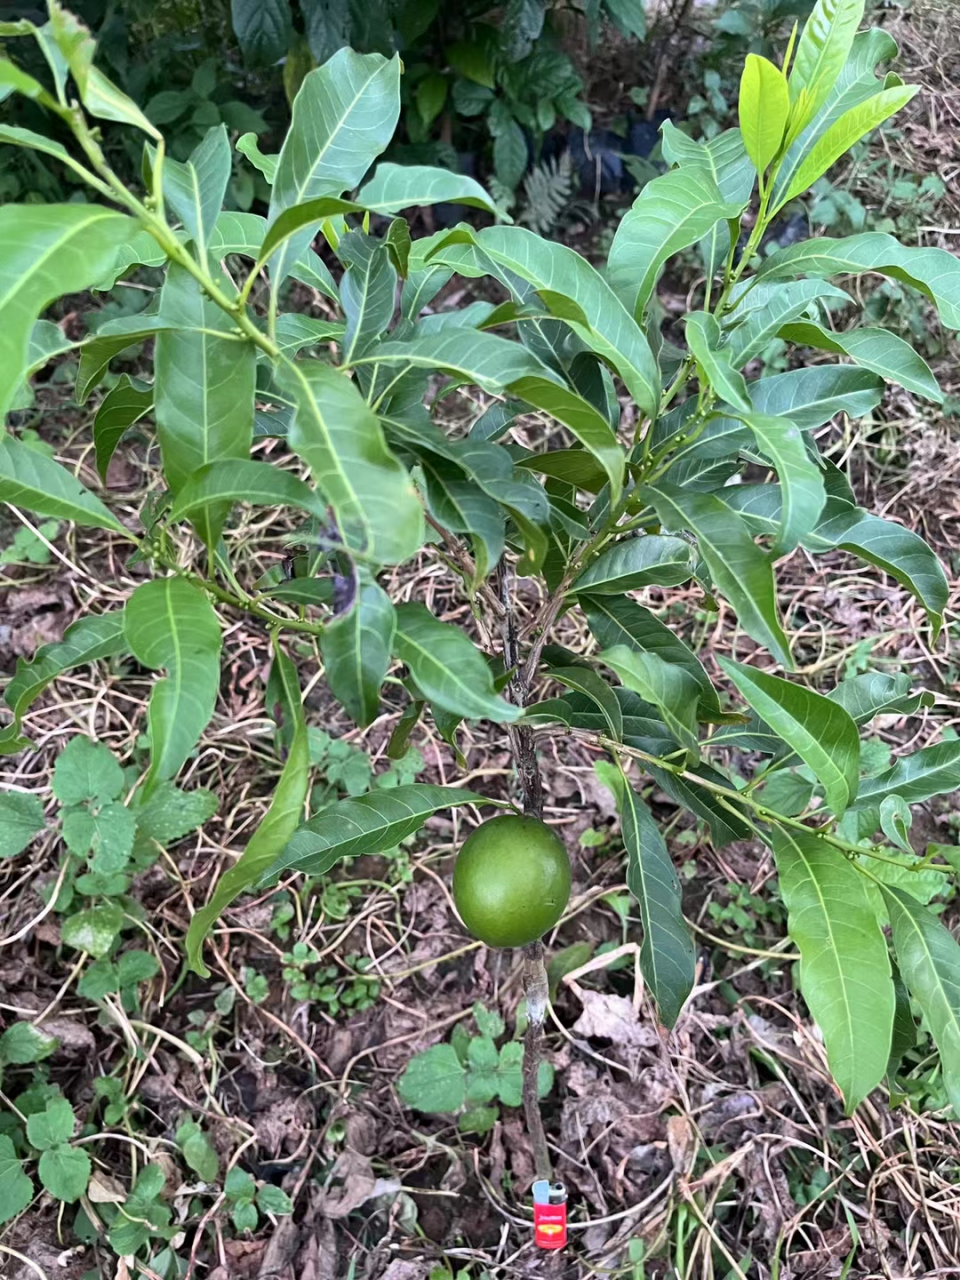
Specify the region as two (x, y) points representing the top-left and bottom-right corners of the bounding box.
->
(509, 376), (624, 502)
(518, 447), (608, 492)
(38, 1146), (90, 1204)
(601, 647), (700, 760)
(808, 499), (949, 637)
(394, 603), (520, 723)
(274, 313), (344, 355)
(883, 885), (960, 1115)
(827, 672), (934, 723)
(582, 595), (721, 716)
(186, 640), (308, 975)
(653, 759), (753, 845)
(642, 484), (792, 668)
(0, 611), (128, 755)
(756, 232), (960, 330)
(124, 579), (222, 795)
(550, 667), (623, 741)
(608, 167), (746, 320)
(778, 320), (943, 403)
(358, 163), (508, 219)
(685, 311), (751, 413)
(432, 226), (660, 417)
(76, 316), (168, 404)
(338, 232), (398, 362)
(0, 435), (125, 534)
(0, 204), (131, 420)
(398, 1043), (466, 1113)
(738, 413), (826, 556)
(321, 582), (395, 727)
(851, 740), (960, 810)
(419, 455), (505, 583)
(159, 125), (231, 260)
(267, 48), (400, 287)
(94, 376), (153, 482)
(719, 657), (860, 815)
(723, 279), (851, 368)
(169, 460), (329, 525)
(154, 265), (255, 548)
(619, 783), (695, 1026)
(350, 328), (546, 392)
(571, 535), (694, 595)
(266, 784), (480, 877)
(746, 365), (883, 428)
(887, 961), (917, 1083)
(771, 825), (893, 1112)
(659, 124), (755, 275)
(232, 0), (292, 65)
(282, 359), (423, 565)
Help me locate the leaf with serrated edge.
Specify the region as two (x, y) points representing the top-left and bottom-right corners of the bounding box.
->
(771, 825), (892, 1111)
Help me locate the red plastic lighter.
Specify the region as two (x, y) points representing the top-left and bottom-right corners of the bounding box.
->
(533, 1182), (568, 1250)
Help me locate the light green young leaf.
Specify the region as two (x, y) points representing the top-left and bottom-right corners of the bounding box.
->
(236, 133), (278, 182)
(265, 784), (480, 878)
(788, 0), (865, 117)
(0, 1020), (57, 1065)
(61, 904), (123, 959)
(27, 1097), (74, 1151)
(154, 264), (255, 548)
(185, 641), (308, 976)
(267, 49), (400, 286)
(601, 647), (700, 761)
(685, 311), (751, 413)
(738, 412), (826, 556)
(659, 125), (756, 275)
(618, 783), (695, 1027)
(778, 320), (943, 402)
(176, 1119), (219, 1183)
(38, 1146), (90, 1204)
(0, 791), (45, 859)
(883, 885), (960, 1115)
(358, 163), (509, 219)
(0, 610), (128, 756)
(393, 603), (520, 723)
(398, 1043), (466, 1113)
(719, 657), (859, 815)
(509, 376), (624, 503)
(321, 582), (395, 727)
(738, 53), (790, 175)
(0, 123), (94, 186)
(581, 595), (721, 716)
(642, 484), (792, 668)
(124, 578), (222, 794)
(94, 375), (153, 482)
(0, 1134), (33, 1224)
(879, 794), (913, 855)
(851, 740), (960, 810)
(0, 435), (124, 534)
(52, 736), (124, 806)
(571, 535), (694, 595)
(282, 359), (423, 564)
(771, 825), (893, 1111)
(607, 167), (746, 320)
(157, 125), (231, 260)
(780, 85), (919, 206)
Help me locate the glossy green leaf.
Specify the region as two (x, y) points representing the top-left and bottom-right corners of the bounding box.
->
(124, 578), (222, 795)
(738, 412), (826, 556)
(642, 483), (792, 668)
(350, 328), (546, 392)
(267, 49), (400, 286)
(509, 376), (624, 502)
(788, 0), (865, 116)
(780, 85), (918, 207)
(607, 167), (746, 320)
(571, 535), (694, 595)
(358, 163), (508, 219)
(757, 233), (960, 331)
(883, 885), (960, 1115)
(549, 667), (623, 741)
(581, 594), (720, 716)
(338, 232), (398, 362)
(518, 447), (608, 492)
(601, 646), (700, 760)
(851, 740), (960, 810)
(619, 783), (695, 1027)
(771, 825), (893, 1112)
(255, 195), (362, 266)
(0, 435), (124, 534)
(739, 53), (790, 175)
(282, 358), (423, 565)
(719, 657), (859, 815)
(394, 603), (520, 723)
(185, 639), (308, 976)
(232, 0), (292, 66)
(154, 265), (255, 548)
(94, 375), (153, 482)
(685, 311), (751, 413)
(745, 365), (883, 428)
(321, 581), (395, 727)
(0, 203), (131, 420)
(168, 460), (329, 525)
(159, 125), (231, 259)
(266, 784), (480, 877)
(778, 320), (943, 402)
(0, 611), (128, 755)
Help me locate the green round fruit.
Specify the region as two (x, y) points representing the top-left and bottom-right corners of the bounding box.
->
(452, 814), (571, 948)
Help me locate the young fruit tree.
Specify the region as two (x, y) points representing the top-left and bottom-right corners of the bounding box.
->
(1, 0), (959, 1193)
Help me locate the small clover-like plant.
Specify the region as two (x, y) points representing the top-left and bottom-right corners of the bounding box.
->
(0, 0), (957, 1179)
(224, 1166), (293, 1234)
